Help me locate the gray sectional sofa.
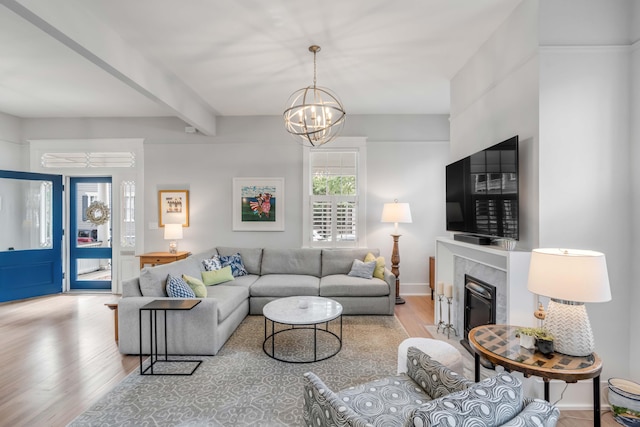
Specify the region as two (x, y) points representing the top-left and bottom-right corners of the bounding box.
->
(118, 247), (395, 355)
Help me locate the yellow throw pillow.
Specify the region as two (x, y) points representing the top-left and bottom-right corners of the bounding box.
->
(364, 252), (386, 280)
(182, 274), (207, 298)
(201, 266), (234, 286)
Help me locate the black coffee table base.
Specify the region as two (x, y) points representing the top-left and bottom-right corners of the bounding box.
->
(263, 316), (342, 363)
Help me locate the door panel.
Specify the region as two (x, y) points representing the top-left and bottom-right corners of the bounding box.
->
(0, 170), (63, 302)
(69, 177), (112, 290)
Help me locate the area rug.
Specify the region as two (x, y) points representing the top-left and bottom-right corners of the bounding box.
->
(69, 315), (408, 426)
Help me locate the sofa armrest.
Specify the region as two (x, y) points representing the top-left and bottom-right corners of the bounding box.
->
(500, 398), (560, 427)
(406, 346), (473, 399)
(383, 267), (396, 314)
(303, 372), (372, 427)
(118, 296), (219, 355)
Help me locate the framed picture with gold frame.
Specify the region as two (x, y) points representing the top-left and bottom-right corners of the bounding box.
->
(158, 190), (189, 227)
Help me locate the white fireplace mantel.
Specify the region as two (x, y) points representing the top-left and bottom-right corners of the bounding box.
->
(434, 237), (536, 330)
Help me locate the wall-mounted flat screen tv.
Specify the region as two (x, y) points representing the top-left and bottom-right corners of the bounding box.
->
(446, 136), (519, 240)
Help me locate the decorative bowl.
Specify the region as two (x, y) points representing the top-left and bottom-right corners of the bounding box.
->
(608, 378), (640, 426)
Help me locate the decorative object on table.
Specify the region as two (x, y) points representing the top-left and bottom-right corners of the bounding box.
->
(380, 200), (412, 304)
(283, 45), (346, 147)
(607, 378), (640, 426)
(232, 177), (285, 231)
(158, 190), (189, 227)
(514, 327), (554, 355)
(163, 223), (183, 254)
(500, 238), (517, 251)
(437, 283), (458, 339)
(85, 200), (110, 225)
(527, 248), (611, 357)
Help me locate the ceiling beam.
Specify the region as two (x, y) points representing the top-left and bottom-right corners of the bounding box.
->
(1, 0), (217, 135)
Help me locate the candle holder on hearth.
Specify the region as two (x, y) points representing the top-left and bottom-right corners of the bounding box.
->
(435, 294), (446, 333)
(440, 296), (458, 339)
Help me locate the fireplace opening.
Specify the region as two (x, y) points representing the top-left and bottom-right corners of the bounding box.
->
(459, 274), (496, 356)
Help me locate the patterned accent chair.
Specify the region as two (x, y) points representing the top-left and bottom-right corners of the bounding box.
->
(302, 346), (560, 427)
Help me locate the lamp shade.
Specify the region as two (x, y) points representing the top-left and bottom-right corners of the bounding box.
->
(527, 248), (611, 303)
(381, 202), (412, 224)
(164, 223), (183, 240)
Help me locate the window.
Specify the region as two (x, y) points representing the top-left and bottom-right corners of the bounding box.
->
(120, 181), (135, 247)
(303, 138), (367, 248)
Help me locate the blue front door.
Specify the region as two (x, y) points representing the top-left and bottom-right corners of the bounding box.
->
(0, 170), (63, 302)
(69, 177), (112, 290)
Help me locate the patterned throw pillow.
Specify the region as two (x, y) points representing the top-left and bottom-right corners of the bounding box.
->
(364, 252), (386, 280)
(218, 253), (248, 277)
(411, 373), (523, 427)
(202, 255), (222, 271)
(166, 274), (196, 298)
(182, 274), (207, 297)
(347, 259), (377, 279)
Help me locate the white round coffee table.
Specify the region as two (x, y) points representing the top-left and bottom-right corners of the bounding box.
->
(263, 296), (343, 363)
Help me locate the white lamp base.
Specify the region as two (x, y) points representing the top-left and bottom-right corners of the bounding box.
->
(168, 241), (178, 254)
(544, 299), (595, 356)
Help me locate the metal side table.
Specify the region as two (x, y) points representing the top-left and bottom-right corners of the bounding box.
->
(139, 299), (202, 375)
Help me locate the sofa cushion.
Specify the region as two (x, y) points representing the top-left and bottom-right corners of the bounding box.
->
(202, 255), (222, 271)
(217, 247), (263, 275)
(410, 373), (523, 427)
(320, 275), (390, 297)
(336, 374), (430, 426)
(321, 249), (380, 276)
(206, 284), (250, 322)
(219, 253), (248, 277)
(182, 274), (207, 297)
(201, 266), (234, 286)
(250, 274), (320, 297)
(166, 275), (196, 298)
(189, 248), (219, 270)
(348, 259), (377, 279)
(139, 257), (201, 297)
(364, 252), (386, 280)
(261, 248), (321, 276)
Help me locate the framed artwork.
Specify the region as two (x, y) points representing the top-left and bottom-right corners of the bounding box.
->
(158, 190), (189, 227)
(232, 177), (284, 231)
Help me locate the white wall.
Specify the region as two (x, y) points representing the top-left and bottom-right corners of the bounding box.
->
(450, 0), (540, 251)
(629, 37), (640, 378)
(20, 114), (450, 289)
(539, 0), (634, 382)
(0, 112), (26, 171)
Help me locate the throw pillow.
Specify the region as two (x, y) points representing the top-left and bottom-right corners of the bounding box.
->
(411, 373), (523, 427)
(364, 252), (386, 280)
(182, 274), (207, 298)
(219, 253), (248, 277)
(202, 255), (222, 271)
(166, 274), (196, 298)
(201, 266), (235, 286)
(347, 259), (376, 279)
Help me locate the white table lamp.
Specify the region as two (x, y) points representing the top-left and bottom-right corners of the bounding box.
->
(164, 223), (183, 254)
(381, 200), (412, 305)
(527, 248), (611, 356)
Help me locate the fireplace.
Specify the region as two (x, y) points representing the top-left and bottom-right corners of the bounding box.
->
(460, 274), (496, 354)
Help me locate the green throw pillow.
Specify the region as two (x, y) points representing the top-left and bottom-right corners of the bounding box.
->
(201, 266), (234, 286)
(182, 274), (207, 298)
(364, 252), (386, 280)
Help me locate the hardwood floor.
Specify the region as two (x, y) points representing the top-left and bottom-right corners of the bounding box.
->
(0, 293), (616, 426)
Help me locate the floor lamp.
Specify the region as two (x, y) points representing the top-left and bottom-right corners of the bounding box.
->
(381, 200), (412, 305)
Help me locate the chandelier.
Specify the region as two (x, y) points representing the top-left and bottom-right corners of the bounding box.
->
(283, 45), (346, 147)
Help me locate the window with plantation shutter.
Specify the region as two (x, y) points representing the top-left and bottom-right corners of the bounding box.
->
(304, 141), (366, 247)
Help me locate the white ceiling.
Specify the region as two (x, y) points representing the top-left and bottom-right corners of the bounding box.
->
(0, 0), (521, 134)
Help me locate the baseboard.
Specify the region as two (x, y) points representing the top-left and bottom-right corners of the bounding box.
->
(399, 282), (430, 296)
